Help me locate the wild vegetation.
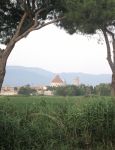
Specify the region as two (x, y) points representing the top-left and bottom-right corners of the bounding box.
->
(18, 83), (111, 96)
(0, 96), (115, 150)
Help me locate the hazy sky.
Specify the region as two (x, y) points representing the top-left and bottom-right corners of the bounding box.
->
(4, 24), (111, 74)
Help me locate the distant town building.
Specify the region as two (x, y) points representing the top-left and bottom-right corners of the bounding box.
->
(44, 90), (53, 96)
(73, 77), (80, 86)
(32, 86), (53, 96)
(51, 75), (66, 87)
(0, 86), (18, 95)
(0, 85), (53, 96)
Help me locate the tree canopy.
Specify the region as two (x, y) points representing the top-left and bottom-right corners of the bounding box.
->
(0, 0), (65, 44)
(60, 0), (115, 34)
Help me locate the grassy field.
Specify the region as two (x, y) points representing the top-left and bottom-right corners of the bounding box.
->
(0, 96), (115, 150)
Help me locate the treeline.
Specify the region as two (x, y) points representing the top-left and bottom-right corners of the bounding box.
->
(18, 85), (37, 95)
(18, 83), (111, 96)
(48, 83), (111, 96)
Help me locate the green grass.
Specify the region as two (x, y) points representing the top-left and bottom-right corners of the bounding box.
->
(0, 96), (115, 150)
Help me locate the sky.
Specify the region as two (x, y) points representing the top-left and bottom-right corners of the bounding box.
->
(2, 24), (112, 74)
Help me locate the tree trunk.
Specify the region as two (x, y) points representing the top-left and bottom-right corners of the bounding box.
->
(0, 42), (15, 92)
(102, 29), (115, 96)
(0, 67), (6, 91)
(111, 73), (115, 96)
(0, 59), (6, 91)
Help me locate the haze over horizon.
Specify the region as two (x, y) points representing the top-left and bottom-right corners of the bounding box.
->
(1, 24), (112, 74)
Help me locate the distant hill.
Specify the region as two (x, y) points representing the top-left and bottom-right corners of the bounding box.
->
(3, 66), (111, 86)
(60, 72), (111, 86)
(3, 66), (54, 86)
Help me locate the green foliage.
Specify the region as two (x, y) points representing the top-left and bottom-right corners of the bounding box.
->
(54, 85), (94, 96)
(18, 86), (37, 95)
(94, 83), (111, 96)
(0, 96), (115, 149)
(54, 85), (77, 96)
(0, 0), (23, 43)
(0, 0), (65, 44)
(52, 84), (111, 96)
(61, 0), (115, 34)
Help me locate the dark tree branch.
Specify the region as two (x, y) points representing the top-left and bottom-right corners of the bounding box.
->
(33, 8), (47, 28)
(35, 16), (65, 30)
(34, 7), (47, 14)
(106, 27), (114, 39)
(32, 0), (35, 11)
(14, 16), (65, 43)
(14, 12), (27, 38)
(113, 39), (115, 65)
(102, 29), (114, 72)
(105, 27), (115, 65)
(27, 0), (31, 9)
(3, 12), (27, 59)
(26, 0), (33, 19)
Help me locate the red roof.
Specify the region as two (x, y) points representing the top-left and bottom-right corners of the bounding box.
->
(52, 75), (64, 83)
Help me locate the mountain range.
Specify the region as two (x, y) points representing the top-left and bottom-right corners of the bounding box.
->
(3, 66), (111, 86)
